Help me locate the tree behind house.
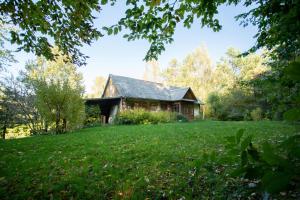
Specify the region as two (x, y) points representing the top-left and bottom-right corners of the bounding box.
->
(88, 76), (106, 98)
(162, 45), (214, 101)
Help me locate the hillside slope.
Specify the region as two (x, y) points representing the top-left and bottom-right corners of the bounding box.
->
(0, 121), (298, 199)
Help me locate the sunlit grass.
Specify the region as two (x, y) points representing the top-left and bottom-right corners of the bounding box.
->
(0, 121), (298, 199)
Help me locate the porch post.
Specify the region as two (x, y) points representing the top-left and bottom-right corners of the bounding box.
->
(179, 102), (182, 114)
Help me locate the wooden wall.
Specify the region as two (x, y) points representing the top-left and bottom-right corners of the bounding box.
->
(103, 78), (119, 97)
(121, 98), (196, 120)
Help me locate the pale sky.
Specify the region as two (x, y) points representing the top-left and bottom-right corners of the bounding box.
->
(6, 2), (257, 94)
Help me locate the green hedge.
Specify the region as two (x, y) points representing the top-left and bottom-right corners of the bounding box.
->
(115, 109), (182, 125)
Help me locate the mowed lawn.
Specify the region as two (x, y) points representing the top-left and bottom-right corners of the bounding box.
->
(0, 121), (299, 199)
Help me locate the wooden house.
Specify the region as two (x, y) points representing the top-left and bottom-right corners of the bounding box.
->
(85, 74), (204, 123)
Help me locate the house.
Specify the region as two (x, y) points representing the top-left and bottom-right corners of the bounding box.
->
(85, 74), (204, 123)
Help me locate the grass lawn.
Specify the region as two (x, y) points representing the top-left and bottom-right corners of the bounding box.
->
(0, 121), (299, 199)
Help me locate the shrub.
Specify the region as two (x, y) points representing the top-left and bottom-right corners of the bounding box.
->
(225, 130), (300, 198)
(175, 113), (189, 122)
(250, 107), (262, 121)
(115, 109), (177, 125)
(6, 125), (31, 139)
(84, 105), (101, 126)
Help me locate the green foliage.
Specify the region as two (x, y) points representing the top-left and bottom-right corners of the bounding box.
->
(249, 56), (300, 120)
(25, 49), (85, 133)
(0, 88), (19, 139)
(250, 107), (262, 121)
(0, 22), (16, 71)
(175, 113), (188, 122)
(106, 0), (300, 61)
(281, 57), (300, 122)
(207, 89), (256, 121)
(6, 125), (31, 139)
(236, 0), (300, 60)
(84, 105), (101, 126)
(1, 0), (299, 63)
(204, 48), (270, 120)
(226, 130), (300, 195)
(284, 108), (300, 121)
(0, 1), (102, 66)
(162, 46), (214, 101)
(88, 76), (106, 98)
(115, 109), (176, 125)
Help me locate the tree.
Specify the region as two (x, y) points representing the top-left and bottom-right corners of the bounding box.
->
(0, 79), (18, 139)
(207, 48), (270, 120)
(106, 0), (300, 61)
(162, 45), (214, 101)
(1, 0), (299, 63)
(0, 76), (34, 139)
(248, 57), (300, 120)
(25, 49), (85, 133)
(236, 0), (300, 60)
(0, 21), (16, 71)
(143, 60), (161, 82)
(89, 76), (106, 98)
(8, 75), (42, 133)
(0, 1), (102, 66)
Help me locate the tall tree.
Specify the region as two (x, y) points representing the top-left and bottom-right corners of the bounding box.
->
(0, 1), (102, 66)
(143, 60), (161, 82)
(0, 21), (16, 71)
(89, 76), (106, 98)
(162, 45), (214, 101)
(25, 48), (85, 133)
(207, 48), (271, 120)
(0, 75), (39, 138)
(0, 77), (19, 139)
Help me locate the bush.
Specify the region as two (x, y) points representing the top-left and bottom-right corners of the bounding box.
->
(6, 125), (31, 139)
(225, 130), (300, 197)
(175, 113), (189, 122)
(84, 105), (101, 126)
(250, 107), (262, 121)
(115, 109), (177, 125)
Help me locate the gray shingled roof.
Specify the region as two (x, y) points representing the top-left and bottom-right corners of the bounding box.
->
(108, 74), (200, 103)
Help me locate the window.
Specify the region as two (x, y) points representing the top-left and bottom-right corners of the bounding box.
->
(161, 103), (168, 111)
(150, 103), (158, 111)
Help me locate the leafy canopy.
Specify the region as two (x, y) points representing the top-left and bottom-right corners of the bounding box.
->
(0, 0), (102, 66)
(1, 0), (299, 65)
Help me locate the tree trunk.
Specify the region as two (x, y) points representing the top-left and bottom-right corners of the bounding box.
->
(44, 120), (48, 133)
(62, 118), (67, 133)
(55, 110), (60, 134)
(1, 125), (6, 140)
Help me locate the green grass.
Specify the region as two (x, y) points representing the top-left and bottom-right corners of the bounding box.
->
(0, 121), (298, 199)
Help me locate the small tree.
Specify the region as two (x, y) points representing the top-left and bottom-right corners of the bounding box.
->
(0, 75), (43, 138)
(84, 105), (101, 125)
(0, 89), (17, 139)
(26, 48), (85, 133)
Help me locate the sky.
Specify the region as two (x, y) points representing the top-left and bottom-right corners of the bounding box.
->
(7, 2), (257, 94)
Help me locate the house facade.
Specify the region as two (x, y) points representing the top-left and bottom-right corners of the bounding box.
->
(85, 74), (204, 123)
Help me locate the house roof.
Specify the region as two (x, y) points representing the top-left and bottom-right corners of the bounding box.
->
(105, 74), (203, 104)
